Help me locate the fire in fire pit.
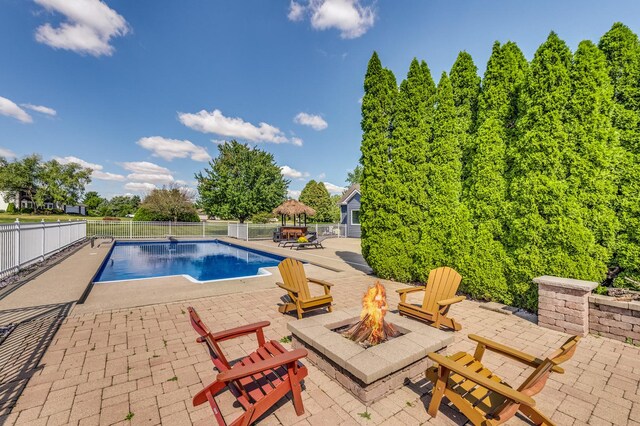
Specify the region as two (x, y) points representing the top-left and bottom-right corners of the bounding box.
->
(341, 282), (400, 347)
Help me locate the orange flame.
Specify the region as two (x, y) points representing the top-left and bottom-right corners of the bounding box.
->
(360, 282), (388, 345)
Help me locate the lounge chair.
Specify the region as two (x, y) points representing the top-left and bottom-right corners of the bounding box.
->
(426, 334), (580, 425)
(276, 258), (333, 319)
(188, 307), (309, 426)
(396, 266), (465, 330)
(279, 233), (316, 248)
(290, 235), (328, 250)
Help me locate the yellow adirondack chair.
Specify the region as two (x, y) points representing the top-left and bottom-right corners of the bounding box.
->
(426, 334), (580, 425)
(396, 267), (465, 330)
(276, 258), (333, 319)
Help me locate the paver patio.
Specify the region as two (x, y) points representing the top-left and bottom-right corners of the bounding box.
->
(1, 238), (639, 425)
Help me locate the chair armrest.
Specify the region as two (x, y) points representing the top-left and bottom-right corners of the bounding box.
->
(276, 282), (299, 294)
(308, 278), (334, 287)
(217, 349), (308, 382)
(437, 296), (466, 306)
(396, 287), (424, 295)
(468, 334), (564, 374)
(428, 352), (536, 407)
(210, 321), (270, 342)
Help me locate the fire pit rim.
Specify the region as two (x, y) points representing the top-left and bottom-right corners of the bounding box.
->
(287, 307), (454, 384)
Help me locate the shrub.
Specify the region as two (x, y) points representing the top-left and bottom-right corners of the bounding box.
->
(251, 212), (274, 224)
(6, 204), (15, 213)
(19, 207), (33, 214)
(102, 216), (121, 221)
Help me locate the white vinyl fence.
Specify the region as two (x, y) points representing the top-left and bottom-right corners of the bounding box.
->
(85, 220), (345, 241)
(86, 220), (229, 239)
(0, 220), (87, 279)
(227, 223), (346, 241)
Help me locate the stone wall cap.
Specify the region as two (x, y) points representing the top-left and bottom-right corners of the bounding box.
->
(533, 275), (598, 292)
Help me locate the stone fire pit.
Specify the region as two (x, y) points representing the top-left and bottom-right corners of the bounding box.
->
(288, 307), (453, 403)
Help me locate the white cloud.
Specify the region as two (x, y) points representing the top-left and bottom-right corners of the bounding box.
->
(288, 0), (376, 39)
(54, 155), (101, 170)
(317, 172), (326, 179)
(322, 181), (346, 194)
(21, 103), (57, 116)
(126, 173), (174, 185)
(0, 96), (33, 123)
(121, 161), (171, 175)
(281, 166), (309, 179)
(287, 189), (301, 199)
(137, 136), (210, 162)
(124, 182), (157, 192)
(54, 155), (126, 181)
(34, 0), (130, 57)
(178, 109), (297, 145)
(92, 170), (125, 181)
(0, 148), (17, 158)
(288, 1), (305, 21)
(290, 137), (303, 147)
(294, 112), (328, 130)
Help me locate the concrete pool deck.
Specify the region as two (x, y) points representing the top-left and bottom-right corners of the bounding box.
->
(1, 237), (639, 425)
(76, 237), (369, 313)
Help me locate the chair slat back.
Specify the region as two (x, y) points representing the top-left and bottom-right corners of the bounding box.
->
(422, 267), (462, 313)
(494, 336), (580, 420)
(279, 258), (311, 300)
(188, 307), (231, 370)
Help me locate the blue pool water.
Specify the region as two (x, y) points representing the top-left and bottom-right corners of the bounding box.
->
(94, 240), (285, 283)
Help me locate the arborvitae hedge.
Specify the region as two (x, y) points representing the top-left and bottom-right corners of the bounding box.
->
(389, 59), (436, 281)
(360, 24), (640, 309)
(599, 23), (640, 282)
(450, 51), (481, 185)
(360, 52), (398, 278)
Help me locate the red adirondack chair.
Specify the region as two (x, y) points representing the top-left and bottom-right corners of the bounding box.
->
(188, 307), (308, 426)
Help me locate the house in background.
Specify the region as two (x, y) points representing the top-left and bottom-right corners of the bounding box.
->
(339, 184), (361, 238)
(0, 192), (87, 215)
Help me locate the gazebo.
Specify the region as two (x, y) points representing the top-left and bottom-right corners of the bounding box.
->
(272, 199), (316, 241)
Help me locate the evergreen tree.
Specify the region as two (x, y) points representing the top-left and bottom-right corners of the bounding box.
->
(464, 42), (527, 303)
(450, 51), (481, 184)
(599, 23), (640, 280)
(507, 33), (603, 309)
(388, 58), (436, 280)
(360, 52), (398, 276)
(299, 180), (334, 222)
(414, 72), (472, 281)
(568, 40), (619, 266)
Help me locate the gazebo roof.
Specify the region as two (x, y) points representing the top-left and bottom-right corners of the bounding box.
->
(272, 199), (316, 216)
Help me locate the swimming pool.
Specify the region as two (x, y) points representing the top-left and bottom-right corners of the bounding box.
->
(94, 240), (286, 283)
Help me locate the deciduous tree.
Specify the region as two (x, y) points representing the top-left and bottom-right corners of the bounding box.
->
(196, 141), (288, 223)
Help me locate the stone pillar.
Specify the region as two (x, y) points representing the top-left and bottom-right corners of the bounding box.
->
(534, 276), (598, 336)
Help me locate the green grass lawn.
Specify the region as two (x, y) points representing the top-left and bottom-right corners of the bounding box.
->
(0, 213), (131, 223)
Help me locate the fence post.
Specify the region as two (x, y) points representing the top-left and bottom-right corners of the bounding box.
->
(15, 218), (21, 271)
(169, 221), (172, 236)
(129, 220), (132, 239)
(245, 223), (249, 241)
(57, 219), (61, 251)
(315, 223), (318, 235)
(41, 219), (46, 261)
(202, 221), (205, 238)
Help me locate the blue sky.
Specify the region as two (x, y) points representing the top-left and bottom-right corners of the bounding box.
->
(1, 0), (639, 199)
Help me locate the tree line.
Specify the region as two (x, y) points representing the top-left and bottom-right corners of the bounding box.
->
(0, 154), (92, 212)
(360, 22), (640, 310)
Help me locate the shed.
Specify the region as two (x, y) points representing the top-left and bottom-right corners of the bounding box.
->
(339, 184), (361, 238)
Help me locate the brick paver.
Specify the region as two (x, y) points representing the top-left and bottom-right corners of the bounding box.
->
(2, 241), (639, 425)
